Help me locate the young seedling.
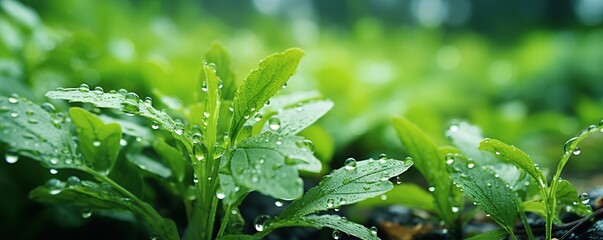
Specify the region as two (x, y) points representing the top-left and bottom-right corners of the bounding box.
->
(0, 44), (414, 240)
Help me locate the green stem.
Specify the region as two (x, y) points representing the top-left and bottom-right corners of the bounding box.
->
(217, 205), (232, 238)
(519, 209), (535, 240)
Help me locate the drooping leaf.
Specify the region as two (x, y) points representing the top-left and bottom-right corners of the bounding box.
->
(392, 117), (460, 224)
(260, 100), (333, 136)
(279, 158), (413, 219)
(153, 139), (186, 182)
(228, 49), (303, 141)
(356, 183), (435, 211)
(479, 138), (547, 189)
(0, 96), (82, 169)
(447, 156), (519, 234)
(70, 107), (122, 175)
(30, 177), (179, 240)
(465, 229), (508, 240)
(46, 88), (193, 149)
(229, 132), (321, 200)
(555, 179), (591, 219)
(265, 215), (379, 240)
(203, 42), (236, 100)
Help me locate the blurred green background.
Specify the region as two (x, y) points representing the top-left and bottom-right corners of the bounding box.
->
(1, 0), (603, 238)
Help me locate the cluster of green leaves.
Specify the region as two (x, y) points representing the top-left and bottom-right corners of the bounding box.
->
(0, 44), (414, 240)
(387, 118), (599, 239)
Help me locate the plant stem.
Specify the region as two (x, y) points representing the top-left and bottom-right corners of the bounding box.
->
(217, 205), (232, 238)
(519, 209), (535, 240)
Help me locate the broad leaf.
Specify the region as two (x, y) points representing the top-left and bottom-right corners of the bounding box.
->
(0, 96), (82, 169)
(203, 42), (236, 100)
(153, 139), (186, 182)
(392, 117), (460, 224)
(522, 200), (546, 218)
(555, 179), (591, 219)
(356, 183), (435, 211)
(127, 153), (172, 179)
(479, 138), (547, 189)
(266, 215), (379, 240)
(229, 131), (322, 200)
(70, 107), (122, 175)
(260, 99), (333, 136)
(228, 49), (303, 141)
(30, 177), (179, 240)
(447, 156), (519, 234)
(46, 88), (193, 149)
(218, 170), (251, 206)
(279, 158), (413, 219)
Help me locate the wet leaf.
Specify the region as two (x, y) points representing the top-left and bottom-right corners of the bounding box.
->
(126, 153), (172, 179)
(465, 229), (508, 240)
(260, 99), (333, 136)
(266, 215), (379, 240)
(153, 139), (186, 182)
(555, 179), (591, 219)
(202, 42), (236, 100)
(279, 157), (413, 219)
(0, 96), (82, 169)
(356, 183), (435, 211)
(70, 107), (122, 175)
(228, 48), (303, 141)
(218, 235), (259, 240)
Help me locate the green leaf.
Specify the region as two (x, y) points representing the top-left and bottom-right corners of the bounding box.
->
(0, 96), (82, 169)
(203, 42), (236, 100)
(45, 88), (193, 150)
(266, 215), (378, 240)
(356, 183), (435, 211)
(447, 156), (519, 235)
(392, 117), (460, 224)
(261, 100), (333, 136)
(126, 153), (172, 179)
(279, 158), (413, 219)
(218, 235), (259, 240)
(30, 177), (179, 240)
(229, 131), (323, 200)
(153, 139), (186, 182)
(479, 138), (547, 190)
(218, 169), (250, 206)
(70, 107), (122, 175)
(522, 200), (546, 218)
(228, 49), (304, 141)
(555, 179), (591, 219)
(465, 229), (508, 240)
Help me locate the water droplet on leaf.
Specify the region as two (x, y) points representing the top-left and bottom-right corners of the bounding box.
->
(268, 117), (281, 131)
(254, 215), (270, 232)
(79, 84), (90, 92)
(344, 158), (356, 170)
(580, 193), (590, 204)
(370, 226), (378, 236)
(332, 230), (342, 239)
(81, 209), (92, 218)
(274, 200), (283, 207)
(5, 153), (18, 164)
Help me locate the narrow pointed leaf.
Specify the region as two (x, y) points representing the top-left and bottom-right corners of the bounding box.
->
(228, 49), (303, 141)
(447, 156), (519, 234)
(203, 42), (236, 100)
(479, 138), (547, 189)
(465, 229), (508, 240)
(392, 117), (460, 224)
(70, 107), (121, 175)
(279, 158), (413, 219)
(0, 96), (82, 169)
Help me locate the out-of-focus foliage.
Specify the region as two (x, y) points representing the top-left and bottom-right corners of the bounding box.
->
(1, 0), (603, 238)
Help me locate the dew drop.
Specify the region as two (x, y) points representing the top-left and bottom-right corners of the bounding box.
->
(193, 144), (207, 161)
(192, 133), (203, 143)
(78, 84), (90, 92)
(332, 230), (342, 239)
(380, 194), (388, 201)
(151, 122), (159, 130)
(580, 193), (590, 204)
(81, 209), (92, 218)
(268, 117), (281, 131)
(174, 123), (185, 135)
(327, 198), (335, 208)
(5, 153), (19, 164)
(10, 112), (19, 118)
(445, 154), (454, 165)
(282, 82), (288, 89)
(251, 174), (260, 183)
(344, 158), (357, 171)
(274, 200), (283, 207)
(451, 206), (460, 213)
(201, 82), (208, 92)
(467, 162), (475, 169)
(370, 226), (378, 236)
(378, 153), (387, 160)
(254, 215), (270, 232)
(41, 103), (56, 113)
(92, 141), (101, 147)
(296, 140), (314, 152)
(119, 139), (128, 146)
(49, 169), (58, 174)
(395, 176), (402, 184)
(254, 113), (263, 121)
(216, 189), (225, 199)
(67, 176), (81, 186)
(428, 186), (435, 192)
(495, 151), (501, 155)
(564, 137), (579, 154)
(572, 148), (581, 156)
(144, 96), (152, 105)
(93, 86), (104, 93)
(8, 96), (19, 104)
(50, 157), (60, 165)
